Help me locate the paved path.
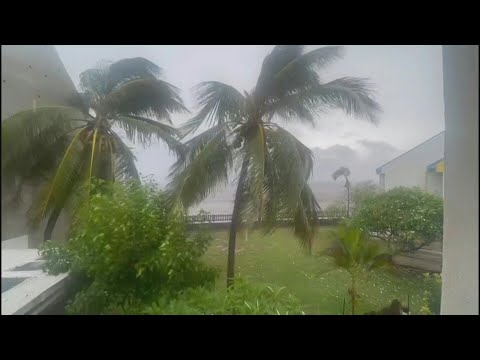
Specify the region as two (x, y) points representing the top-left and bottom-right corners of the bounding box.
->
(393, 242), (442, 273)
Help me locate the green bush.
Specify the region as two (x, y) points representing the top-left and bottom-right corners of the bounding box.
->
(351, 187), (443, 252)
(420, 273), (442, 315)
(141, 278), (305, 315)
(43, 180), (219, 314)
(39, 241), (73, 275)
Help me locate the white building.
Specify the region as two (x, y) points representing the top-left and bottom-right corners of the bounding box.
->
(376, 131), (445, 197)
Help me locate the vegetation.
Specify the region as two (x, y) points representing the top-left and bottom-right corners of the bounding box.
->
(41, 181), (218, 314)
(324, 180), (379, 217)
(322, 225), (392, 314)
(2, 57), (187, 241)
(141, 278), (304, 315)
(166, 45), (382, 287)
(351, 187), (443, 252)
(420, 273), (442, 315)
(205, 227), (440, 314)
(332, 166), (351, 217)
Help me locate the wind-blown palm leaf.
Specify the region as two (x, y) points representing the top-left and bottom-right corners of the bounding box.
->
(315, 78), (381, 124)
(180, 81), (246, 137)
(107, 57), (162, 91)
(291, 184), (321, 251)
(2, 107), (87, 187)
(332, 166), (351, 181)
(104, 78), (187, 123)
(166, 128), (233, 208)
(79, 65), (111, 100)
(27, 128), (88, 228)
(109, 131), (140, 181)
(240, 123), (267, 222)
(114, 115), (183, 156)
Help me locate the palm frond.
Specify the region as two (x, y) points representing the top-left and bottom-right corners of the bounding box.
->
(107, 57), (162, 91)
(114, 115), (183, 156)
(104, 78), (188, 124)
(166, 127), (233, 208)
(332, 166), (350, 181)
(315, 77), (382, 124)
(109, 131), (140, 181)
(2, 107), (86, 186)
(292, 184), (321, 251)
(79, 64), (111, 99)
(274, 46), (345, 81)
(241, 124), (267, 222)
(27, 128), (87, 229)
(181, 81), (246, 138)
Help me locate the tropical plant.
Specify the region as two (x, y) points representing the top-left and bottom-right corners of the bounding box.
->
(332, 166), (351, 217)
(166, 45), (381, 287)
(351, 186), (443, 252)
(323, 225), (392, 315)
(2, 57), (187, 241)
(324, 180), (379, 218)
(42, 180), (218, 314)
(142, 278), (305, 315)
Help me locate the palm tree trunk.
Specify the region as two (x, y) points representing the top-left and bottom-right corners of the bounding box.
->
(346, 176), (350, 218)
(227, 157), (249, 288)
(44, 207), (61, 242)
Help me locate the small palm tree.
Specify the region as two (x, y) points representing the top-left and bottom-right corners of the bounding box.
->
(323, 225), (392, 315)
(332, 166), (351, 217)
(2, 57), (187, 241)
(167, 45), (381, 287)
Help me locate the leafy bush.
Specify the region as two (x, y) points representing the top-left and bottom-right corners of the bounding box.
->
(43, 180), (219, 314)
(141, 278), (305, 315)
(420, 273), (442, 315)
(351, 187), (443, 252)
(39, 241), (73, 275)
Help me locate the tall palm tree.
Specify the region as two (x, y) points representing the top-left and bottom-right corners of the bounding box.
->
(167, 45), (381, 287)
(332, 166), (351, 217)
(323, 225), (392, 315)
(2, 57), (187, 241)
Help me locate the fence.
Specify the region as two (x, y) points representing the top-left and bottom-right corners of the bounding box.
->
(187, 211), (346, 224)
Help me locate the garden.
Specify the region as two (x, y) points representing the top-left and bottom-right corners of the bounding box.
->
(2, 46), (443, 315)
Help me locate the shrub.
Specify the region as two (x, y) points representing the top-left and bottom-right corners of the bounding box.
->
(141, 278), (305, 315)
(420, 273), (442, 315)
(43, 180), (219, 314)
(351, 187), (443, 252)
(39, 241), (73, 275)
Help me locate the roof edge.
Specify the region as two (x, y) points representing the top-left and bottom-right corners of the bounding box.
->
(376, 131), (445, 173)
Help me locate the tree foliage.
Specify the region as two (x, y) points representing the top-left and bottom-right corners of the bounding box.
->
(2, 57), (186, 240)
(351, 187), (443, 252)
(41, 181), (218, 314)
(167, 45), (381, 272)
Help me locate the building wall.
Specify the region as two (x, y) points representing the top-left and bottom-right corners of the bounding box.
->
(378, 132), (444, 191)
(426, 171), (443, 197)
(441, 45), (479, 314)
(1, 45), (78, 248)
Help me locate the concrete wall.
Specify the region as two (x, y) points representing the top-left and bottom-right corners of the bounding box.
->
(377, 132), (444, 191)
(1, 45), (78, 248)
(441, 45), (479, 315)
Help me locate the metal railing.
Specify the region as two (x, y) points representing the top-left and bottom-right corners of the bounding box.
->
(187, 211), (346, 224)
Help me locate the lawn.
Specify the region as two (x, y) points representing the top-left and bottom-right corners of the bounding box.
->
(202, 225), (437, 315)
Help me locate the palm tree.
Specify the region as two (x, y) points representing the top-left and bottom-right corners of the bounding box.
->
(166, 45), (381, 287)
(332, 166), (351, 217)
(323, 225), (392, 315)
(2, 57), (187, 241)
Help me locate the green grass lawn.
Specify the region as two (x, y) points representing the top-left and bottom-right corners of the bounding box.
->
(202, 226), (437, 315)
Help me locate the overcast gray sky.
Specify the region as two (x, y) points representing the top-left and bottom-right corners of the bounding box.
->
(56, 45), (445, 183)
